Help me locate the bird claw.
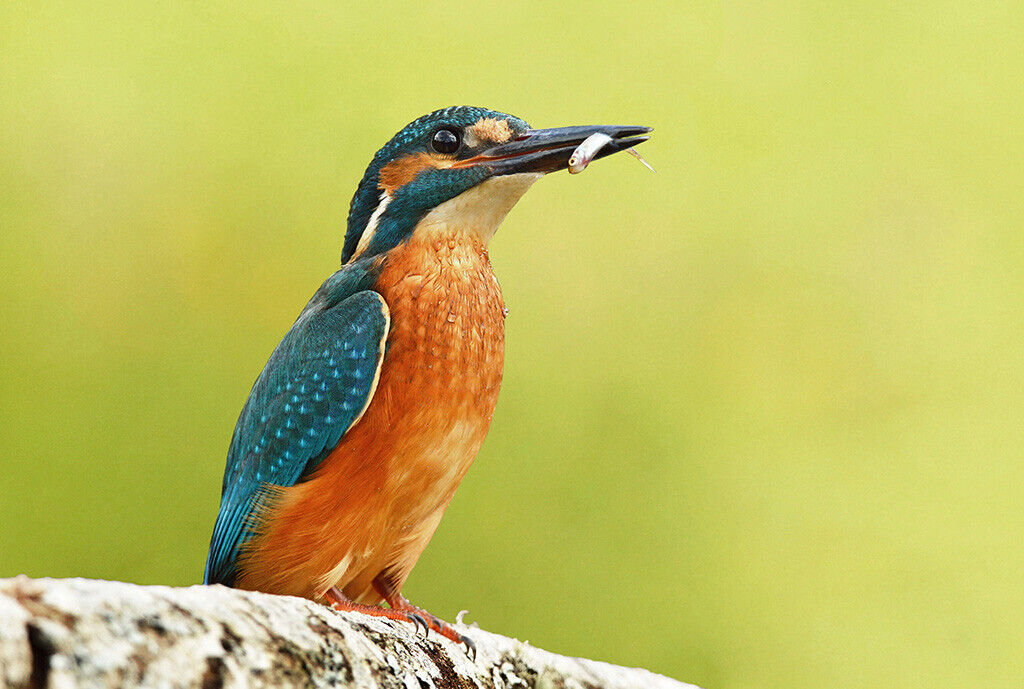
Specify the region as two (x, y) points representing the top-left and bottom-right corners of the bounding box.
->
(380, 592), (476, 660)
(406, 612), (429, 636)
(459, 633), (477, 661)
(415, 616), (476, 661)
(432, 619), (476, 660)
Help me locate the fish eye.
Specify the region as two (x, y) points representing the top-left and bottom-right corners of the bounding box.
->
(430, 128), (461, 155)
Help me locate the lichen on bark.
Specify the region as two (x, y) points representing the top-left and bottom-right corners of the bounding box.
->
(0, 577), (696, 689)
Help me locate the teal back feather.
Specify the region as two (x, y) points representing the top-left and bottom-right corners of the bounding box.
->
(204, 259), (388, 586)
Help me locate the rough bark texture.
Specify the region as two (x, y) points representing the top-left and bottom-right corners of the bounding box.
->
(0, 577), (696, 689)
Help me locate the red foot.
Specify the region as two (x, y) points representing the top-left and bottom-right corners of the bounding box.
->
(323, 587), (430, 636)
(373, 576), (477, 660)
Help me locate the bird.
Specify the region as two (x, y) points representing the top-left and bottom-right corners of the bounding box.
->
(204, 106), (650, 652)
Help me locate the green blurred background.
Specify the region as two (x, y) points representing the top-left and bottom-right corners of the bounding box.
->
(2, 2), (1022, 687)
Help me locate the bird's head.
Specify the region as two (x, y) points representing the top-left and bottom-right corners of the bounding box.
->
(342, 106), (650, 263)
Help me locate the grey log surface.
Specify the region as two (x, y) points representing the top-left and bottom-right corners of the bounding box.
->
(0, 577), (697, 689)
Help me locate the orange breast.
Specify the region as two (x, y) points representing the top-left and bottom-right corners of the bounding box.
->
(235, 230), (505, 603)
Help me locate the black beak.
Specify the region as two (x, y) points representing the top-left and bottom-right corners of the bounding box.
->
(464, 125), (652, 175)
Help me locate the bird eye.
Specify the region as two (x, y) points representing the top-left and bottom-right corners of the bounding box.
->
(430, 128), (461, 155)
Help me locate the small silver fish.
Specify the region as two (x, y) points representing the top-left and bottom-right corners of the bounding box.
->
(568, 132), (614, 174)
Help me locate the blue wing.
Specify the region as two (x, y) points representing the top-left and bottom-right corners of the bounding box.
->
(204, 275), (389, 586)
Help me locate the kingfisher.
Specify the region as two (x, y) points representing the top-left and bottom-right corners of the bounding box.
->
(204, 106), (650, 652)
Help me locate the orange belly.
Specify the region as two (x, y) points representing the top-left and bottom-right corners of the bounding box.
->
(235, 230), (505, 603)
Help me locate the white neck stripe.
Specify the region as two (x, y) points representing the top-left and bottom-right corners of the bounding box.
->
(351, 191), (391, 261)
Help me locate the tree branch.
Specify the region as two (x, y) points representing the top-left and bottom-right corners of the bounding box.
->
(0, 577), (697, 689)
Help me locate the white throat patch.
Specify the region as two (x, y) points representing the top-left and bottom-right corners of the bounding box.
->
(415, 173), (542, 244)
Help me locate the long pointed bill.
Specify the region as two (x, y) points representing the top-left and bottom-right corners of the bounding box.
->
(460, 125), (652, 175)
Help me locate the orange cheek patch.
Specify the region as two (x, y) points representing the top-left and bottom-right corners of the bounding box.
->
(470, 118), (513, 144)
(379, 153), (454, 195)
